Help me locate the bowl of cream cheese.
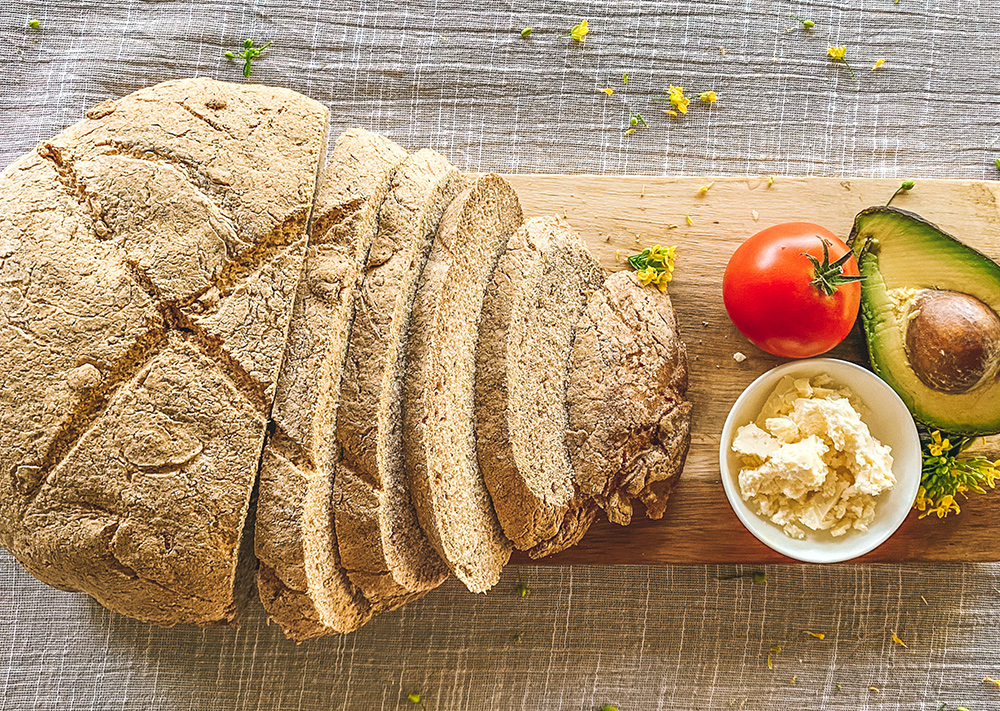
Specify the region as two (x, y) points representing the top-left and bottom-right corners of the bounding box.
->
(720, 358), (921, 563)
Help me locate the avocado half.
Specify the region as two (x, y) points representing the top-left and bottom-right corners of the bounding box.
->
(848, 206), (1000, 436)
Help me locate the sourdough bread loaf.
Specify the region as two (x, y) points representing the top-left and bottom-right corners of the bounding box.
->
(565, 271), (693, 525)
(334, 149), (462, 609)
(403, 175), (523, 593)
(0, 78), (328, 626)
(476, 217), (606, 557)
(255, 128), (408, 640)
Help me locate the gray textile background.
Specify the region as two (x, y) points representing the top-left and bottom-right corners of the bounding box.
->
(2, 1), (1000, 709)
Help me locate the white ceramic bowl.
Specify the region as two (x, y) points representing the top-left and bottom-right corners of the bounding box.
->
(719, 358), (921, 563)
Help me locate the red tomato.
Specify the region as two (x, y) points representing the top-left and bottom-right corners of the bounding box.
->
(723, 222), (862, 358)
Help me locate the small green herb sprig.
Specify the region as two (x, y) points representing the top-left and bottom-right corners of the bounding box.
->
(717, 571), (767, 584)
(225, 39), (272, 78)
(914, 427), (1000, 518)
(790, 13), (815, 28)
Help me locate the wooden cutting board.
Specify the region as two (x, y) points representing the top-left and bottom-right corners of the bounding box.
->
(502, 174), (1000, 565)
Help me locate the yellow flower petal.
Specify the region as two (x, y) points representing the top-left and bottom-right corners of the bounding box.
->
(806, 631), (826, 640)
(624, 127), (636, 136)
(664, 109), (678, 117)
(985, 676), (1000, 689)
(873, 58), (886, 70)
(699, 91), (718, 103)
(698, 182), (714, 195)
(892, 632), (908, 648)
(602, 87), (614, 95)
(685, 214), (693, 225)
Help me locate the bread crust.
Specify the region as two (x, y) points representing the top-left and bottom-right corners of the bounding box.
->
(565, 271), (692, 526)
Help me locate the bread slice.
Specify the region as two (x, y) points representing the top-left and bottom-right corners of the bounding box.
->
(334, 150), (464, 609)
(476, 216), (606, 557)
(565, 270), (693, 526)
(255, 128), (408, 640)
(0, 78), (328, 627)
(403, 174), (523, 593)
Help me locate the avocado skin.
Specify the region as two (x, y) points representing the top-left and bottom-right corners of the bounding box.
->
(847, 206), (1000, 436)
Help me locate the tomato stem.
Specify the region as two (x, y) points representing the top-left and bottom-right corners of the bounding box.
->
(802, 238), (865, 296)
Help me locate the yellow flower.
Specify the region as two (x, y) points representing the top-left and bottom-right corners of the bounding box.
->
(891, 632), (908, 648)
(805, 631), (826, 640)
(624, 127), (636, 136)
(935, 495), (961, 518)
(668, 84), (690, 113)
(699, 182), (714, 195)
(635, 266), (658, 286)
(873, 58), (886, 70)
(928, 430), (950, 457)
(664, 109), (679, 117)
(985, 676), (1000, 689)
(601, 87), (614, 95)
(699, 91), (718, 103)
(568, 19), (589, 42)
(827, 45), (847, 60)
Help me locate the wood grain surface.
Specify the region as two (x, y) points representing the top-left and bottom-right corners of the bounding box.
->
(502, 174), (1000, 565)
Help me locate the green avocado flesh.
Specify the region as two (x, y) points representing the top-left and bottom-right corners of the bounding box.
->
(848, 207), (1000, 436)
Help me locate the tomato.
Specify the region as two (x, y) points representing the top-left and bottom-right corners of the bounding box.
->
(723, 222), (862, 358)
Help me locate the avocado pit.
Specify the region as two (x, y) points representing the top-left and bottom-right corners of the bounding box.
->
(904, 289), (1000, 394)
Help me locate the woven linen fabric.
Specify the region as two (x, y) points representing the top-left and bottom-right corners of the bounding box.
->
(2, 1), (1000, 709)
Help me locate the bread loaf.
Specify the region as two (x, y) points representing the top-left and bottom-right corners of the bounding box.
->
(0, 78), (328, 625)
(0, 80), (693, 631)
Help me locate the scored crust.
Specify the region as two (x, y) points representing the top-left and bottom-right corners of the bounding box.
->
(476, 216), (606, 556)
(403, 174), (523, 594)
(565, 271), (693, 526)
(0, 78), (328, 626)
(334, 149), (464, 609)
(255, 128), (409, 640)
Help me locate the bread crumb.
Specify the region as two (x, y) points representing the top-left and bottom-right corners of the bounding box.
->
(751, 209), (760, 222)
(615, 249), (621, 261)
(733, 352), (747, 363)
(720, 46), (727, 55)
(641, 185), (645, 198)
